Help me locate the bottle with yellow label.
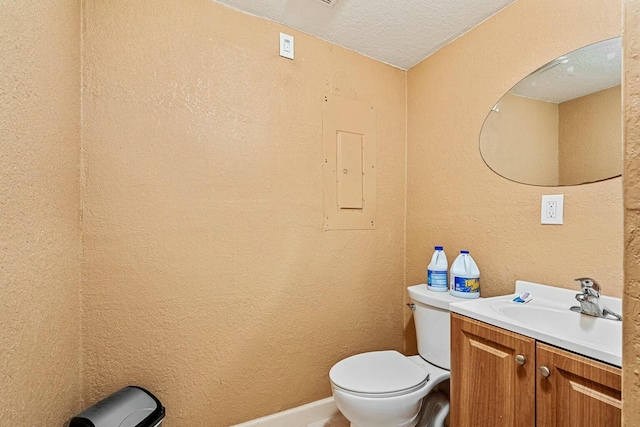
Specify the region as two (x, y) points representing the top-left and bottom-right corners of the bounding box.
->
(449, 250), (480, 299)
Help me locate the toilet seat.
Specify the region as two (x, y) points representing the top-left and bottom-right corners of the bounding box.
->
(329, 351), (430, 398)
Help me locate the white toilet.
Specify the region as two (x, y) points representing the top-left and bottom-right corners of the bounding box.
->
(329, 284), (462, 427)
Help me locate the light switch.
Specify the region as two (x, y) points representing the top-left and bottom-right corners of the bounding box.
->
(280, 33), (294, 60)
(336, 131), (364, 210)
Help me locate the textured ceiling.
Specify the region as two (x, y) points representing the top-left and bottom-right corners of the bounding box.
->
(211, 0), (516, 70)
(511, 38), (622, 103)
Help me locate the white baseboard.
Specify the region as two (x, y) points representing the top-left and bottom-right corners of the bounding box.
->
(231, 397), (340, 427)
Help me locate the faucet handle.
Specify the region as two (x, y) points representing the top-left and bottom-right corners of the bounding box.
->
(574, 278), (601, 297)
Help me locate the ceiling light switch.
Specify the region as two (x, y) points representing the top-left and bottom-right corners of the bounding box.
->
(280, 33), (294, 60)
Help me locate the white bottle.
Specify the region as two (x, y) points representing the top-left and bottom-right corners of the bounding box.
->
(449, 250), (480, 299)
(427, 246), (449, 292)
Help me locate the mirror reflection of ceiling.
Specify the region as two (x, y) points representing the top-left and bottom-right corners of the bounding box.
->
(479, 37), (622, 187)
(510, 38), (622, 103)
(211, 0), (516, 70)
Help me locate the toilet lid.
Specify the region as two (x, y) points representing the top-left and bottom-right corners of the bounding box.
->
(329, 351), (429, 394)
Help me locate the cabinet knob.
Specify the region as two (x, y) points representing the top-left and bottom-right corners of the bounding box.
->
(515, 354), (526, 366)
(538, 366), (551, 378)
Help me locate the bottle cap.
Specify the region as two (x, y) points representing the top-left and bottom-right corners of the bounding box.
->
(435, 246), (443, 250)
(461, 250), (469, 254)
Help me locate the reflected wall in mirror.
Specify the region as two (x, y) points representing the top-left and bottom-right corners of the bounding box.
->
(480, 38), (622, 186)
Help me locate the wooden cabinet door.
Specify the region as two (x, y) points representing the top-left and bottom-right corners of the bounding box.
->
(451, 314), (536, 427)
(536, 343), (621, 427)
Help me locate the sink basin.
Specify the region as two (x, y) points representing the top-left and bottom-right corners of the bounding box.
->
(490, 299), (621, 352)
(450, 281), (622, 367)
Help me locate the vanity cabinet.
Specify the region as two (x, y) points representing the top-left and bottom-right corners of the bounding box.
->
(451, 314), (621, 427)
(451, 313), (535, 427)
(536, 342), (621, 426)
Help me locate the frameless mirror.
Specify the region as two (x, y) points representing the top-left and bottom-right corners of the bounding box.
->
(480, 38), (622, 186)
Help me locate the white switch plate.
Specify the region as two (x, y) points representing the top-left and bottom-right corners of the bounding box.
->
(279, 33), (294, 60)
(541, 194), (564, 225)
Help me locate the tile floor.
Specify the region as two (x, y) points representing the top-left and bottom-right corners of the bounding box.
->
(306, 414), (350, 427)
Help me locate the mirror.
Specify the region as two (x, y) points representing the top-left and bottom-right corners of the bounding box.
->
(480, 38), (622, 186)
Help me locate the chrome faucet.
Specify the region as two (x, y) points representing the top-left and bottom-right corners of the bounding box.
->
(570, 278), (621, 321)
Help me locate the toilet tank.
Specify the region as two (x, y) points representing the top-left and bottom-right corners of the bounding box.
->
(407, 285), (464, 370)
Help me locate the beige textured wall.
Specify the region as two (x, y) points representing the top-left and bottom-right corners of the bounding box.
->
(406, 0), (622, 351)
(559, 85), (622, 185)
(81, 0), (406, 424)
(623, 0), (640, 423)
(480, 93), (559, 185)
(0, 1), (82, 425)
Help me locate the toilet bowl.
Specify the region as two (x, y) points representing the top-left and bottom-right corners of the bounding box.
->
(329, 285), (470, 427)
(330, 352), (449, 427)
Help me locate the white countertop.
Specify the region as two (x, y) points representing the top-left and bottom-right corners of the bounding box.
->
(449, 281), (622, 367)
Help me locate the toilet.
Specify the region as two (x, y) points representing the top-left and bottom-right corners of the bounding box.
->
(329, 284), (463, 427)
